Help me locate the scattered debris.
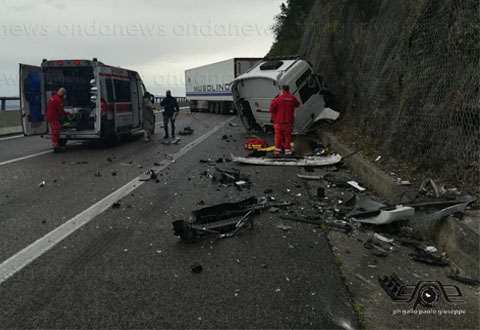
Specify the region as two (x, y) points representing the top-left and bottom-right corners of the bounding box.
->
(112, 202), (121, 209)
(352, 206), (415, 225)
(447, 270), (480, 286)
(70, 161), (88, 165)
(425, 246), (438, 253)
(355, 273), (373, 286)
(411, 196), (476, 223)
(375, 156), (382, 162)
(229, 123), (238, 127)
(374, 233), (394, 244)
(172, 198), (261, 242)
(140, 169), (157, 182)
(264, 188), (273, 194)
(94, 172), (102, 177)
(347, 181), (366, 192)
(39, 181), (46, 188)
(297, 174), (322, 180)
(268, 207), (280, 213)
(191, 263), (203, 274)
(111, 171), (118, 177)
(397, 179), (412, 186)
(179, 126), (194, 136)
(276, 224), (292, 232)
(409, 247), (449, 266)
(325, 219), (353, 233)
(419, 178), (447, 198)
(106, 156), (115, 162)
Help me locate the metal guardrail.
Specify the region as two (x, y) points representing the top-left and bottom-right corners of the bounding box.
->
(1, 97), (20, 111)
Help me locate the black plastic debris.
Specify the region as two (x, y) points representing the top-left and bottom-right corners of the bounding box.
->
(106, 156), (115, 162)
(410, 195), (476, 224)
(191, 263), (203, 274)
(268, 207), (280, 213)
(222, 135), (229, 140)
(94, 172), (102, 177)
(172, 197), (260, 242)
(112, 202), (121, 209)
(409, 247), (449, 266)
(213, 168), (250, 187)
(179, 126), (194, 136)
(347, 198), (387, 218)
(111, 171), (118, 177)
(447, 270), (480, 286)
(325, 219), (353, 233)
(140, 169), (157, 182)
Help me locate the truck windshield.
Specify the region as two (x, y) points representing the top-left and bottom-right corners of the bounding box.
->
(44, 67), (94, 107)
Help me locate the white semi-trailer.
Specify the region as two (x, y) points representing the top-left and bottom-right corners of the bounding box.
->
(185, 58), (262, 114)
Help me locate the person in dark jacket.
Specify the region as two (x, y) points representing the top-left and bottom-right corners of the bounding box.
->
(46, 88), (69, 152)
(160, 90), (180, 139)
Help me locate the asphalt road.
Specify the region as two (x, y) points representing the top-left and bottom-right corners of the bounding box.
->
(0, 112), (359, 329)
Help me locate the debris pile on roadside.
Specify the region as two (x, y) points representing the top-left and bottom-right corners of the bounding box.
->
(293, 164), (478, 285)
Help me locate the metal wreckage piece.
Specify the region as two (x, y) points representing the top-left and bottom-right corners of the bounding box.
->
(346, 195), (476, 225)
(172, 198), (263, 242)
(231, 153), (343, 167)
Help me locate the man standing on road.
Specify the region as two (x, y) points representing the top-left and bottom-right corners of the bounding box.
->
(160, 90), (180, 139)
(46, 87), (69, 152)
(270, 85), (300, 157)
(142, 92), (155, 142)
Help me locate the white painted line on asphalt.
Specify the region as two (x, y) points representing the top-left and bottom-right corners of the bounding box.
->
(0, 134), (23, 141)
(0, 116), (236, 285)
(0, 150), (52, 167)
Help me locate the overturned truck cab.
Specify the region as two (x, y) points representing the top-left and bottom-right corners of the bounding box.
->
(231, 57), (339, 134)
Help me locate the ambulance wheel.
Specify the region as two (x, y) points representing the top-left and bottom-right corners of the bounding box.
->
(58, 139), (68, 147)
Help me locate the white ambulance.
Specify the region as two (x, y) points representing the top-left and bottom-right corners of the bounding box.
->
(19, 58), (149, 146)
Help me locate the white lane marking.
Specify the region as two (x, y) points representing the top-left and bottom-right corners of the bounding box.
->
(0, 150), (52, 167)
(0, 134), (23, 141)
(0, 116), (235, 285)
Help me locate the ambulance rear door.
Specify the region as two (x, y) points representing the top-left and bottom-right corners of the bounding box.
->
(19, 64), (47, 136)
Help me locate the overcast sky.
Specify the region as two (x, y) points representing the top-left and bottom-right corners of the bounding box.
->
(0, 0), (283, 97)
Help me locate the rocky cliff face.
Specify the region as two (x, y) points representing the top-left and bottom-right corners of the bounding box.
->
(287, 0), (479, 182)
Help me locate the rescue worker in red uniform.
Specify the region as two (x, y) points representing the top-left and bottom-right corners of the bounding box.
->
(46, 88), (69, 152)
(269, 85), (300, 156)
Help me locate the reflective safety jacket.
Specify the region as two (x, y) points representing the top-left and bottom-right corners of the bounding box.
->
(269, 91), (300, 123)
(46, 94), (69, 122)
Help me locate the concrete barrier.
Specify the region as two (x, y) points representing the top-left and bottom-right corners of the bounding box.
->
(0, 110), (23, 136)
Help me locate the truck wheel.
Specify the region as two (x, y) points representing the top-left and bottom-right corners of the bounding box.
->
(58, 139), (68, 147)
